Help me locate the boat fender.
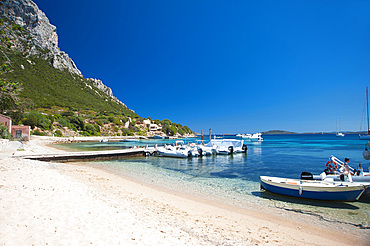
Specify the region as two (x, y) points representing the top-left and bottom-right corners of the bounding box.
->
(363, 149), (370, 160)
(299, 186), (303, 195)
(319, 172), (327, 180)
(364, 144), (370, 160)
(326, 160), (338, 173)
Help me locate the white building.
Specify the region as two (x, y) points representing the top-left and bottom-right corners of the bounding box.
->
(149, 124), (162, 131)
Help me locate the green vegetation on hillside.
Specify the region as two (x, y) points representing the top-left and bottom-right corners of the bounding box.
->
(1, 53), (138, 117)
(0, 16), (193, 138)
(0, 16), (136, 116)
(4, 107), (193, 137)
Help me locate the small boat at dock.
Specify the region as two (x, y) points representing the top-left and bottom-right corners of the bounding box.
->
(260, 176), (368, 201)
(155, 141), (190, 158)
(204, 139), (247, 155)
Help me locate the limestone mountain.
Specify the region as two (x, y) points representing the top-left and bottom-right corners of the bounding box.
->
(0, 0), (132, 115)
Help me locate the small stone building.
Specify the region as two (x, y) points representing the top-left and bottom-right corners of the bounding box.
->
(0, 114), (31, 141)
(11, 125), (31, 141)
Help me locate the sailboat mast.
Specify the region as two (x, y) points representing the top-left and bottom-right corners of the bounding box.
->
(367, 87), (369, 135)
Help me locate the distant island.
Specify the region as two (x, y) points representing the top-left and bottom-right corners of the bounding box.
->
(261, 130), (365, 135)
(262, 130), (297, 134)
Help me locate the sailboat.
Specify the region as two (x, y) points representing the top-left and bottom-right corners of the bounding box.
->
(359, 87), (370, 140)
(336, 116), (345, 137)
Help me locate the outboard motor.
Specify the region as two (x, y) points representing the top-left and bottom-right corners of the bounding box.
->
(242, 144), (248, 153)
(187, 151), (192, 157)
(228, 146), (234, 155)
(301, 171), (313, 180)
(198, 148), (203, 157)
(340, 174), (345, 181)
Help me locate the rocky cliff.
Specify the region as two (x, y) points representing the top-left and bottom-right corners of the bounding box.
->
(0, 0), (125, 106)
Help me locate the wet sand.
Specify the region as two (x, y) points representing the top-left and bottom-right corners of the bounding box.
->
(0, 136), (368, 245)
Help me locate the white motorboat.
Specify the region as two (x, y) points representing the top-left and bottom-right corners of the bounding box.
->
(238, 133), (263, 142)
(238, 133), (251, 139)
(249, 133), (263, 142)
(260, 176), (368, 201)
(205, 139), (247, 155)
(156, 145), (190, 158)
(195, 140), (215, 156)
(152, 135), (165, 139)
(155, 141), (190, 158)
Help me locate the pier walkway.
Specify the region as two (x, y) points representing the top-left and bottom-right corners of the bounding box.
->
(19, 148), (145, 162)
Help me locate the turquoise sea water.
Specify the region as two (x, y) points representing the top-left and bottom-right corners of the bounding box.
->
(57, 134), (370, 229)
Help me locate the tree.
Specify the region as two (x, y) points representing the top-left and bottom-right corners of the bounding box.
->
(0, 34), (22, 112)
(0, 78), (22, 112)
(0, 122), (12, 139)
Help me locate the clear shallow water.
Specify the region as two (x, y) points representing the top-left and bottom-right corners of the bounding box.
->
(58, 134), (370, 228)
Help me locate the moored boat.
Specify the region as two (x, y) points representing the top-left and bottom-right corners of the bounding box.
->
(155, 145), (190, 158)
(155, 141), (191, 158)
(238, 133), (263, 142)
(195, 140), (215, 156)
(204, 139), (247, 154)
(260, 176), (368, 201)
(152, 135), (165, 139)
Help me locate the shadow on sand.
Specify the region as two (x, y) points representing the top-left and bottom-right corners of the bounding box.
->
(251, 190), (360, 210)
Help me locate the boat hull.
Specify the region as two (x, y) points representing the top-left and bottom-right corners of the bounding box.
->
(156, 150), (189, 158)
(260, 176), (367, 201)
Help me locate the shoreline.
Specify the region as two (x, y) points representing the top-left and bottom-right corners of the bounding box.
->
(0, 136), (368, 245)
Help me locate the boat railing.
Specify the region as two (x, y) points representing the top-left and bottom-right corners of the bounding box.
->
(330, 155), (355, 171)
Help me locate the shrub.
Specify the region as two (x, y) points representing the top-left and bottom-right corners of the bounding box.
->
(112, 118), (122, 125)
(23, 111), (43, 129)
(69, 116), (84, 130)
(61, 111), (75, 117)
(32, 129), (45, 136)
(0, 122), (12, 139)
(84, 123), (100, 136)
(58, 118), (70, 127)
(53, 130), (63, 137)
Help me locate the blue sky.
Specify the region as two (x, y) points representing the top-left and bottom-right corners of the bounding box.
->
(33, 0), (370, 133)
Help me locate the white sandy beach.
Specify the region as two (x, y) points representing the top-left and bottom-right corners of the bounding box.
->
(0, 136), (368, 245)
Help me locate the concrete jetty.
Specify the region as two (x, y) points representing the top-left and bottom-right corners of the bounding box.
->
(20, 148), (145, 162)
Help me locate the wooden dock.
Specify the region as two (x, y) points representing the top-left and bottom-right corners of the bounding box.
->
(20, 148), (146, 162)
